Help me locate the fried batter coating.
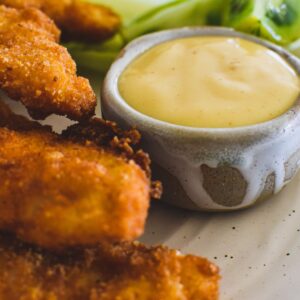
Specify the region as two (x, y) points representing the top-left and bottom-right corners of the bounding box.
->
(0, 5), (96, 120)
(63, 118), (163, 200)
(0, 102), (151, 249)
(0, 234), (220, 300)
(0, 0), (121, 42)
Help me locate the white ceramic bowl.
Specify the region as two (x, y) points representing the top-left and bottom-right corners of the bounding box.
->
(101, 27), (300, 211)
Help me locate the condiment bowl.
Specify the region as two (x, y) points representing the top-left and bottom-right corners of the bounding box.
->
(101, 27), (300, 211)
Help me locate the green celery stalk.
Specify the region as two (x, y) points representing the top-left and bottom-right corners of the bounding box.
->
(123, 0), (224, 42)
(65, 34), (124, 73)
(223, 0), (300, 45)
(68, 47), (119, 73)
(264, 0), (300, 45)
(87, 0), (174, 24)
(288, 38), (300, 57)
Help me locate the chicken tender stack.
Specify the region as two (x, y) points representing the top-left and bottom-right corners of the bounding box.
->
(0, 102), (220, 298)
(0, 3), (220, 299)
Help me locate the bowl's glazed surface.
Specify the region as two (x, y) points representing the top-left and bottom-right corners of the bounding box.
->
(101, 27), (300, 211)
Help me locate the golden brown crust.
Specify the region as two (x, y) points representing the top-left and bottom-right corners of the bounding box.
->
(0, 234), (220, 300)
(0, 5), (96, 120)
(63, 119), (163, 199)
(0, 101), (150, 249)
(0, 0), (121, 42)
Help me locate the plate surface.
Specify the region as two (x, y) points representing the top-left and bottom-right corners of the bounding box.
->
(4, 72), (300, 300)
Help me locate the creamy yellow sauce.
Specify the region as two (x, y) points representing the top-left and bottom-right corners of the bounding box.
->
(119, 37), (300, 128)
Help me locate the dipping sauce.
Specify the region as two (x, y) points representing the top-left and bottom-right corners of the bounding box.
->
(119, 37), (300, 128)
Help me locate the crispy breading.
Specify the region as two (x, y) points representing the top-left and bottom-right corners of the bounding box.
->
(0, 0), (121, 42)
(0, 101), (151, 249)
(0, 234), (220, 300)
(63, 119), (163, 200)
(0, 5), (96, 120)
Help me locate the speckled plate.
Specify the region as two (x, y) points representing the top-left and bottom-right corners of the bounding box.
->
(4, 72), (300, 300)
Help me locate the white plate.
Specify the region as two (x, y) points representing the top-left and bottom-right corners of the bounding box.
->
(4, 72), (300, 300)
(141, 177), (300, 300)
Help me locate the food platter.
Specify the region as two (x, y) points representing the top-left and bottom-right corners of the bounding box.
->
(2, 1), (300, 298)
(4, 69), (300, 299)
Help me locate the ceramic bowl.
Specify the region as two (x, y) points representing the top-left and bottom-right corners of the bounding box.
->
(101, 27), (300, 211)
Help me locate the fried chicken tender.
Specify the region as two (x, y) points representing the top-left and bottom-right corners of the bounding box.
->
(0, 101), (152, 249)
(0, 234), (220, 300)
(0, 5), (96, 120)
(0, 0), (121, 42)
(62, 118), (163, 200)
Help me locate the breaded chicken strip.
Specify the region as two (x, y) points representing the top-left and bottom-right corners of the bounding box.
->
(0, 5), (96, 120)
(62, 118), (163, 200)
(0, 101), (153, 249)
(0, 0), (121, 42)
(0, 234), (220, 300)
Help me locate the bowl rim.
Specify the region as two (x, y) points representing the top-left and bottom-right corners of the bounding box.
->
(102, 26), (300, 139)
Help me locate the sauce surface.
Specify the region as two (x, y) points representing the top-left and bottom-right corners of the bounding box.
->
(119, 37), (300, 128)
